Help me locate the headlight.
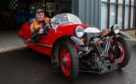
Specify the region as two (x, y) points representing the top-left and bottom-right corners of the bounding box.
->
(75, 26), (85, 38)
(111, 24), (120, 34)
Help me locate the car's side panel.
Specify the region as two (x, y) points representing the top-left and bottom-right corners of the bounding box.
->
(18, 22), (87, 56)
(24, 41), (52, 56)
(18, 22), (52, 55)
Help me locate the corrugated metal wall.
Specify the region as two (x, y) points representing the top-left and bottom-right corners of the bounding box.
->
(72, 0), (101, 29)
(134, 0), (136, 28)
(72, 0), (136, 30)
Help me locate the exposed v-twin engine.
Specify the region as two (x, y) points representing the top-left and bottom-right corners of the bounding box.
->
(79, 36), (118, 74)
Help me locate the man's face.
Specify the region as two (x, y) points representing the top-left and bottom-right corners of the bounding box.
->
(36, 12), (45, 21)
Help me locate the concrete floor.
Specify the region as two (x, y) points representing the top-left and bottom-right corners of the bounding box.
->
(125, 30), (136, 40)
(0, 31), (24, 52)
(0, 31), (23, 47)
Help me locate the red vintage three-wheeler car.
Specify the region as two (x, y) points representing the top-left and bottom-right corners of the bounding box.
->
(18, 13), (131, 81)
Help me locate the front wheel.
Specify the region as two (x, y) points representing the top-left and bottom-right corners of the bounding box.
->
(113, 38), (131, 69)
(59, 41), (79, 81)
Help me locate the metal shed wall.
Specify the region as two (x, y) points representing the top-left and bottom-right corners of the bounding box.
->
(72, 0), (101, 29)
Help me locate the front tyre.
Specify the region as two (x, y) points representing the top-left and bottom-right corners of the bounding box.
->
(59, 41), (79, 81)
(114, 38), (131, 68)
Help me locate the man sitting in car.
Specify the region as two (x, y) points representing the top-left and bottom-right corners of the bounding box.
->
(30, 7), (49, 41)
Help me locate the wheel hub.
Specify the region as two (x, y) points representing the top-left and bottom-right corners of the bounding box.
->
(60, 47), (71, 77)
(62, 56), (67, 67)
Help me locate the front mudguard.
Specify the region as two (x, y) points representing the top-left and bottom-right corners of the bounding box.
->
(70, 36), (84, 46)
(118, 31), (132, 39)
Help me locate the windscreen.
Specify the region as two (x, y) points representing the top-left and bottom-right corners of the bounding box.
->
(50, 13), (82, 29)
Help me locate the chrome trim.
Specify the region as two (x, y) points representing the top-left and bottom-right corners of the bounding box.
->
(23, 39), (52, 48)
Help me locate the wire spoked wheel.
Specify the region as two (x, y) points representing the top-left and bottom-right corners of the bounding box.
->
(59, 41), (79, 81)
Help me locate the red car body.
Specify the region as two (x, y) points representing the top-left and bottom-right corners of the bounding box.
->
(18, 21), (86, 56)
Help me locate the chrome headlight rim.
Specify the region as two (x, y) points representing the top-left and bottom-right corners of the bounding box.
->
(111, 24), (120, 34)
(74, 26), (85, 38)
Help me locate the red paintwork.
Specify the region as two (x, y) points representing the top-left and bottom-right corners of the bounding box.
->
(118, 45), (125, 63)
(18, 22), (87, 56)
(108, 43), (125, 63)
(60, 46), (71, 77)
(135, 31), (136, 37)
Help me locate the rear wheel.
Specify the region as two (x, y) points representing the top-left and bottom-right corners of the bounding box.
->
(59, 41), (79, 81)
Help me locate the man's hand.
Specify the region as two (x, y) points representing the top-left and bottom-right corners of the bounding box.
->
(38, 28), (44, 34)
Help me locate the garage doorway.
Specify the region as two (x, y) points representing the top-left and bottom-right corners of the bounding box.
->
(45, 0), (72, 17)
(0, 0), (72, 31)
